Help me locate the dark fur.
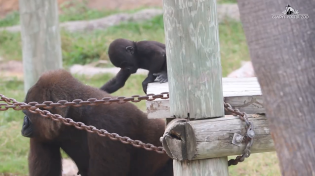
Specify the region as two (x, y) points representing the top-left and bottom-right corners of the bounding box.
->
(100, 38), (168, 94)
(21, 69), (173, 176)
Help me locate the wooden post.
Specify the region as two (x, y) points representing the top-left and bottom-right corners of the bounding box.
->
(19, 0), (62, 93)
(162, 0), (227, 175)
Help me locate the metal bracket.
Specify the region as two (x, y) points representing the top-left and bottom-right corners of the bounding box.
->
(232, 133), (244, 146)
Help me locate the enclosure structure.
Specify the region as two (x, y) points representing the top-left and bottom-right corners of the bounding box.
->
(145, 0), (276, 175)
(147, 79), (275, 174)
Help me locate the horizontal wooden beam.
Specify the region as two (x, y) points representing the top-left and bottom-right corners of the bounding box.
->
(160, 114), (274, 160)
(147, 77), (264, 119)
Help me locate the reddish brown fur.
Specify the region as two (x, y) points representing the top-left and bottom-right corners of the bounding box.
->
(23, 69), (173, 176)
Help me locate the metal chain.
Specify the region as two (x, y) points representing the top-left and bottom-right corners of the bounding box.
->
(224, 102), (255, 166)
(0, 94), (19, 105)
(0, 93), (166, 154)
(0, 93), (169, 111)
(0, 93), (254, 165)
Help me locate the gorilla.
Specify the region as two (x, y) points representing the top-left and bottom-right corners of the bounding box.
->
(100, 38), (168, 94)
(21, 69), (173, 176)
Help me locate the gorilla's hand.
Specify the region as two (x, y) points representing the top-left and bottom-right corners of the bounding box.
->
(153, 71), (168, 83)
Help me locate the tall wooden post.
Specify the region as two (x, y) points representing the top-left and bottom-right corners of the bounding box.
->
(19, 0), (62, 93)
(162, 0), (227, 175)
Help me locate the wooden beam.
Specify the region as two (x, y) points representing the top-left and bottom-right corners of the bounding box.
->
(19, 0), (62, 93)
(162, 114), (274, 160)
(162, 0), (228, 174)
(146, 77), (264, 119)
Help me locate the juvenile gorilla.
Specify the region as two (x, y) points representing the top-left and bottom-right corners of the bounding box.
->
(21, 70), (173, 176)
(100, 38), (168, 94)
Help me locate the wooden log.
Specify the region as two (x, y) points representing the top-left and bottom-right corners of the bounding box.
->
(161, 114), (275, 160)
(19, 0), (62, 93)
(146, 77), (264, 119)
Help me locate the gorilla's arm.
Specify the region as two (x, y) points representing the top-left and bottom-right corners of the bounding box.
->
(142, 72), (157, 94)
(100, 69), (131, 94)
(28, 139), (62, 176)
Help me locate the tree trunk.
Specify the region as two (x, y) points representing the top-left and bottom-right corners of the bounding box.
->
(237, 1), (315, 175)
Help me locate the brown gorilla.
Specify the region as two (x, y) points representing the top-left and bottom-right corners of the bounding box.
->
(21, 69), (173, 176)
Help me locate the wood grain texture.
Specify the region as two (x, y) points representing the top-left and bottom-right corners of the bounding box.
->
(19, 0), (62, 93)
(238, 0), (315, 175)
(163, 0), (224, 119)
(162, 115), (274, 160)
(173, 158), (228, 176)
(162, 0), (227, 175)
(146, 77), (264, 119)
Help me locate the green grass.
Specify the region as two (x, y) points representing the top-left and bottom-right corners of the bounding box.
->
(0, 16), (249, 76)
(0, 1), (143, 28)
(0, 31), (21, 61)
(0, 0), (237, 28)
(0, 8), (279, 175)
(0, 77), (28, 174)
(218, 0), (237, 4)
(229, 153), (281, 176)
(0, 11), (20, 28)
(61, 14), (165, 66)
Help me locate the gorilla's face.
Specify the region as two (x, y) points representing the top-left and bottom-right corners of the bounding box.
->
(21, 115), (34, 137)
(108, 39), (139, 74)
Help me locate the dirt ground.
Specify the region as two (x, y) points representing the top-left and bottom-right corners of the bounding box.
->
(0, 0), (162, 17)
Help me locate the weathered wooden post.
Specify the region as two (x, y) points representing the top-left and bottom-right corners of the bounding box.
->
(162, 0), (227, 175)
(19, 0), (62, 93)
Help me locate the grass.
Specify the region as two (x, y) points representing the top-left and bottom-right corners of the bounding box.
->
(0, 16), (249, 75)
(229, 153), (281, 176)
(0, 6), (280, 176)
(0, 11), (20, 28)
(218, 0), (237, 4)
(0, 0), (143, 28)
(0, 0), (236, 28)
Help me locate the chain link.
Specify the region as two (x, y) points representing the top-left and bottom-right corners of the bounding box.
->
(0, 93), (166, 154)
(1, 93), (254, 165)
(224, 102), (255, 166)
(0, 93), (169, 111)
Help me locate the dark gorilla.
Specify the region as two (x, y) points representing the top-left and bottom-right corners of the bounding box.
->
(21, 69), (173, 176)
(100, 38), (168, 94)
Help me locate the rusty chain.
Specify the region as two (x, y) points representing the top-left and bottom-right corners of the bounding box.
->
(224, 102), (255, 166)
(0, 93), (169, 111)
(0, 93), (254, 165)
(0, 93), (167, 154)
